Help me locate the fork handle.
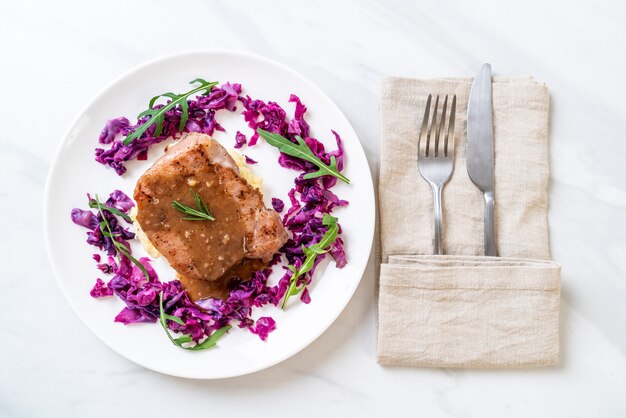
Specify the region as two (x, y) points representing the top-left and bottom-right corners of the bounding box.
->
(483, 191), (497, 256)
(432, 185), (444, 255)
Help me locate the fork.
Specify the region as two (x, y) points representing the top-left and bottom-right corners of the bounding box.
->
(417, 94), (457, 255)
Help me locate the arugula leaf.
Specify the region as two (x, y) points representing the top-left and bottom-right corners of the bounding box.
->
(281, 215), (340, 309)
(322, 214), (338, 225)
(186, 326), (231, 351)
(88, 199), (132, 222)
(158, 292), (231, 350)
(257, 129), (350, 184)
(173, 335), (194, 345)
(123, 78), (218, 145)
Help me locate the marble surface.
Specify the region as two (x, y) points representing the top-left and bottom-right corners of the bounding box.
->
(2, 0), (626, 416)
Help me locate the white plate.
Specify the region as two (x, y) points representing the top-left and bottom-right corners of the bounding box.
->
(44, 50), (375, 379)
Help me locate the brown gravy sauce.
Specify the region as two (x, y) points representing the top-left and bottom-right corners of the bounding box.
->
(179, 258), (267, 301)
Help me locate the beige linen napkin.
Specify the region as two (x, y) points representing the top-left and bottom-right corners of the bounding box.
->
(377, 76), (561, 368)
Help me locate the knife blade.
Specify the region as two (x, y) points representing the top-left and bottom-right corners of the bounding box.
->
(466, 63), (497, 256)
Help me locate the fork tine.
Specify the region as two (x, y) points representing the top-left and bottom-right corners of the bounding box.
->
(444, 95), (456, 157)
(436, 95), (448, 157)
(418, 94), (432, 158)
(427, 95), (439, 157)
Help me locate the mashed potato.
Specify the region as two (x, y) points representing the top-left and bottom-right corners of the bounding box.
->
(132, 147), (260, 259)
(225, 148), (262, 190)
(129, 206), (161, 258)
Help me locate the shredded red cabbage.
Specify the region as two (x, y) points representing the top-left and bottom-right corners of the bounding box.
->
(244, 155), (257, 165)
(271, 198), (285, 213)
(90, 278), (113, 298)
(249, 317), (276, 341)
(234, 131), (247, 149)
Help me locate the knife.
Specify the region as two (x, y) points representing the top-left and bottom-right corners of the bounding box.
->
(466, 63), (497, 256)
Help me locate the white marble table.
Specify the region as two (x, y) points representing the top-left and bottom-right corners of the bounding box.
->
(2, 0), (626, 416)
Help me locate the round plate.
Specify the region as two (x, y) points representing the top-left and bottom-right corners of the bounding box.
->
(44, 50), (375, 379)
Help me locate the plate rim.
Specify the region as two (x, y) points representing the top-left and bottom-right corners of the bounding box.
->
(43, 48), (375, 379)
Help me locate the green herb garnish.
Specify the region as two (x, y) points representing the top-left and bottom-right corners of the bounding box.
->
(93, 194), (150, 281)
(257, 129), (350, 184)
(282, 214), (340, 309)
(88, 199), (132, 222)
(158, 292), (231, 350)
(122, 78), (219, 145)
(172, 189), (215, 221)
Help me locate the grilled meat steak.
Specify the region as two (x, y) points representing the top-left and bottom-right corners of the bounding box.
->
(134, 133), (288, 300)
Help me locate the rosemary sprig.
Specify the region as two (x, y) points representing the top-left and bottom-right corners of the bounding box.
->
(123, 78), (219, 145)
(282, 214), (340, 309)
(172, 189), (215, 221)
(158, 292), (231, 350)
(257, 129), (350, 184)
(93, 194), (150, 281)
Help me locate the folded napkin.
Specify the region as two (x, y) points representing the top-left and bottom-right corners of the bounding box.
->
(377, 76), (561, 368)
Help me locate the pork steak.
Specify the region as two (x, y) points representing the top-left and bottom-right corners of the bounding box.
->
(134, 133), (288, 300)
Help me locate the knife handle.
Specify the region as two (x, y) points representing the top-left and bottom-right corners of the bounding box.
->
(484, 191), (497, 256)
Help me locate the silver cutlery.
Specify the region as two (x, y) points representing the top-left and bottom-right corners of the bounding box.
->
(417, 94), (457, 255)
(466, 63), (497, 256)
